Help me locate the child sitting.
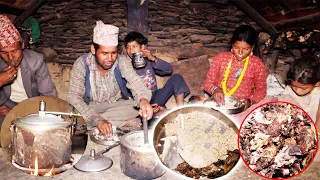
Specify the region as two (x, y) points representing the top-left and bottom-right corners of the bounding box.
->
(278, 56), (320, 131)
(124, 31), (190, 109)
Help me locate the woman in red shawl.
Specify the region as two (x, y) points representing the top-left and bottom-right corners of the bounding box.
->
(204, 25), (267, 108)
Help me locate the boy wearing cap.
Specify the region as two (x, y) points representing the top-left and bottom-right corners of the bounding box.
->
(0, 15), (57, 126)
(67, 21), (153, 135)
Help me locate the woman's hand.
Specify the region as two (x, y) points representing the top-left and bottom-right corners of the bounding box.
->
(212, 87), (225, 105)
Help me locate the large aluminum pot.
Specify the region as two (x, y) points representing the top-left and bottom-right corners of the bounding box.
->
(153, 105), (240, 179)
(120, 130), (165, 179)
(11, 113), (73, 169)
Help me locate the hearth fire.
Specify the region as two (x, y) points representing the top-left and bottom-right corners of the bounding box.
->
(28, 157), (55, 176)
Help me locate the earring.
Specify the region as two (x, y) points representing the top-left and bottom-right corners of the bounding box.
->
(250, 51), (253, 56)
(231, 49), (233, 54)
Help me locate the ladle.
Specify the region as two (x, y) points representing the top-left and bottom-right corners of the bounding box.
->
(74, 142), (119, 172)
(142, 116), (148, 144)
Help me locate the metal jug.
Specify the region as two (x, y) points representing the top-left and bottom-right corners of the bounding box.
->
(132, 52), (147, 68)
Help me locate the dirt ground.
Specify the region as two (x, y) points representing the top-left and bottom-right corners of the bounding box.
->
(0, 140), (319, 180)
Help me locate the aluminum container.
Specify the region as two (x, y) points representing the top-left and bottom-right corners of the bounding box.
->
(11, 113), (73, 169)
(120, 130), (165, 179)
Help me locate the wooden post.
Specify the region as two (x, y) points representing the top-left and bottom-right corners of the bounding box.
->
(127, 0), (148, 38)
(0, 3), (26, 16)
(272, 12), (320, 30)
(266, 50), (280, 74)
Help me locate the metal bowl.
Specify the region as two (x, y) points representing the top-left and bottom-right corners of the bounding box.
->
(204, 96), (245, 114)
(90, 126), (124, 146)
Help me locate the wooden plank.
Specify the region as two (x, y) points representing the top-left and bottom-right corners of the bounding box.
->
(127, 0), (148, 38)
(13, 0), (47, 26)
(231, 0), (279, 36)
(0, 3), (25, 16)
(272, 12), (320, 30)
(0, 0), (16, 4)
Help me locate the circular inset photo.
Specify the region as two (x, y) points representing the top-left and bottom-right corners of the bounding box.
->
(153, 104), (240, 179)
(239, 101), (318, 179)
(0, 96), (87, 176)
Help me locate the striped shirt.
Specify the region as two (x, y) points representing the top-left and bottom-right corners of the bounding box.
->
(87, 55), (122, 104)
(67, 53), (151, 127)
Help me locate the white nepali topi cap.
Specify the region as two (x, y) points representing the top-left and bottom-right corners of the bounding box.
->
(93, 21), (119, 46)
(0, 14), (21, 48)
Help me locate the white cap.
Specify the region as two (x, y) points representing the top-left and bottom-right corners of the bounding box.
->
(93, 21), (119, 46)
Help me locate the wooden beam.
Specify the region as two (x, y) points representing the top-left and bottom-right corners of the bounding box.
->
(230, 0), (278, 36)
(272, 12), (320, 30)
(0, 3), (26, 16)
(13, 0), (47, 26)
(127, 0), (148, 38)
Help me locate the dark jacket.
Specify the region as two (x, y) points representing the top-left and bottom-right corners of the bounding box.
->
(0, 49), (57, 108)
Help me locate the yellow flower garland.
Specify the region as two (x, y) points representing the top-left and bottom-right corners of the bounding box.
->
(221, 55), (249, 96)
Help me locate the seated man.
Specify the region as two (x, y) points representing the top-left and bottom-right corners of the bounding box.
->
(0, 15), (57, 126)
(67, 22), (153, 135)
(124, 31), (190, 109)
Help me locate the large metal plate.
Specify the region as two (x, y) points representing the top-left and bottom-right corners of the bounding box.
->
(90, 127), (124, 146)
(205, 96), (245, 114)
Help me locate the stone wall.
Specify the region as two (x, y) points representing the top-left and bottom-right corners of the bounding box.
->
(31, 0), (259, 101)
(32, 0), (257, 63)
(32, 0), (128, 64)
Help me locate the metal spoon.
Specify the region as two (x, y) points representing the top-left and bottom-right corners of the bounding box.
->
(142, 116), (148, 144)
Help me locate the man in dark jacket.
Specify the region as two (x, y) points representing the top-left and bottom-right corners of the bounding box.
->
(0, 15), (57, 126)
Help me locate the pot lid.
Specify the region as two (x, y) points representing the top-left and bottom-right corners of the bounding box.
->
(74, 149), (113, 172)
(13, 114), (72, 130)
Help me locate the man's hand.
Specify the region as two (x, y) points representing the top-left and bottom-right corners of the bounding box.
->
(0, 105), (11, 116)
(141, 49), (156, 61)
(97, 120), (113, 135)
(0, 66), (18, 87)
(212, 87), (225, 105)
(139, 98), (153, 120)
